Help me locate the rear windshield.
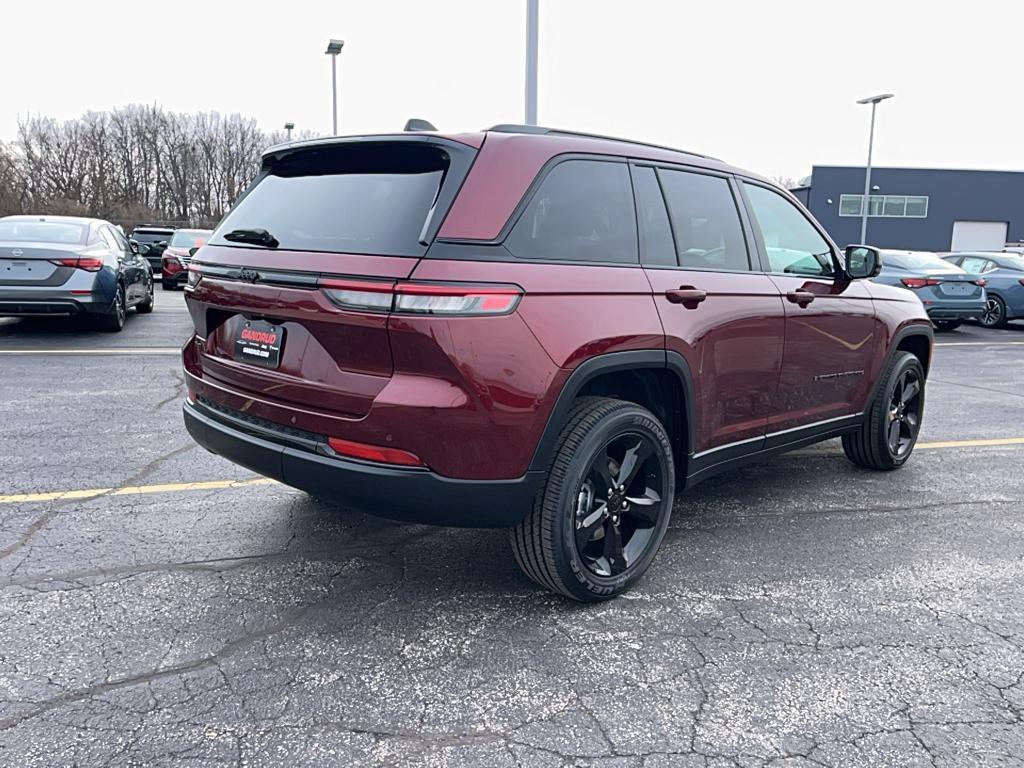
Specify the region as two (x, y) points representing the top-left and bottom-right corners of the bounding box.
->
(999, 254), (1024, 271)
(132, 231), (173, 244)
(882, 251), (956, 271)
(169, 230), (211, 248)
(211, 143), (450, 257)
(0, 220), (88, 244)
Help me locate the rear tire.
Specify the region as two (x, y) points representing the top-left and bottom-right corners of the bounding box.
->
(162, 280), (177, 291)
(136, 283), (154, 314)
(933, 320), (960, 331)
(96, 285), (126, 332)
(980, 295), (1007, 328)
(510, 396), (675, 602)
(842, 351), (924, 471)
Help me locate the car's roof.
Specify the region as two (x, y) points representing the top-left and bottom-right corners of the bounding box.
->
(0, 214), (99, 226)
(172, 228), (212, 234)
(132, 225), (176, 232)
(260, 126), (770, 184)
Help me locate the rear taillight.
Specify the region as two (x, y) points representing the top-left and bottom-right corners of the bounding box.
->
(975, 279), (987, 287)
(1019, 278), (1024, 287)
(901, 277), (941, 289)
(187, 268), (201, 288)
(327, 436), (424, 466)
(51, 257), (104, 272)
(394, 283), (521, 315)
(320, 279), (522, 316)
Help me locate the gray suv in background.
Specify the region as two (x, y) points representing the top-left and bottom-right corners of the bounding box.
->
(0, 215), (154, 332)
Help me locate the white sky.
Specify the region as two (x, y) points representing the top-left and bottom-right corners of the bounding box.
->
(1, 0), (1020, 181)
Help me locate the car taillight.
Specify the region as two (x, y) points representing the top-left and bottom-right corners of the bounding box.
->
(320, 279), (523, 316)
(901, 277), (941, 289)
(1019, 278), (1024, 287)
(394, 283), (522, 315)
(51, 257), (104, 272)
(975, 279), (987, 287)
(187, 268), (202, 288)
(327, 436), (424, 466)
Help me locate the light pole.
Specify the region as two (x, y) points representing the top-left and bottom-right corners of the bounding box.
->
(525, 0), (538, 125)
(325, 39), (345, 135)
(856, 93), (894, 244)
(284, 122), (294, 141)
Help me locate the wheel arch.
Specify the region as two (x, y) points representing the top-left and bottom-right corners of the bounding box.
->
(528, 350), (695, 477)
(864, 323), (934, 409)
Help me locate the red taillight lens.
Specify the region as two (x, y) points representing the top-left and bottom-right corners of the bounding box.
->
(321, 278), (395, 312)
(1019, 278), (1024, 286)
(327, 437), (424, 467)
(975, 279), (987, 287)
(319, 279), (523, 316)
(51, 257), (104, 272)
(186, 268), (202, 288)
(901, 277), (941, 289)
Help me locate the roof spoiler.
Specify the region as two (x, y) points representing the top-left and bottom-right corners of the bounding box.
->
(404, 118), (437, 132)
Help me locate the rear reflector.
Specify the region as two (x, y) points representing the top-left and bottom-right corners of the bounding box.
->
(327, 436), (424, 467)
(320, 278), (522, 316)
(50, 257), (104, 272)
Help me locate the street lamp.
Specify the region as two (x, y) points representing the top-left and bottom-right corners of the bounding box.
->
(525, 0), (539, 125)
(856, 93), (894, 244)
(325, 39), (345, 135)
(284, 122), (295, 141)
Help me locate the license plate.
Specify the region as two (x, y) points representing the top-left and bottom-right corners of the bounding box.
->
(940, 283), (972, 295)
(0, 259), (47, 279)
(234, 320), (285, 369)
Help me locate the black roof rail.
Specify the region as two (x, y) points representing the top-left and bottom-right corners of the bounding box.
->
(483, 124), (718, 161)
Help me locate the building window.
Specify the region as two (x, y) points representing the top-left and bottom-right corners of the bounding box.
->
(838, 194), (928, 218)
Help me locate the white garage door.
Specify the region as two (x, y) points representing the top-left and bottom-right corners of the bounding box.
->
(951, 221), (1008, 251)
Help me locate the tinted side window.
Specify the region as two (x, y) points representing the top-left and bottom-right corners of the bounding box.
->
(506, 160), (638, 264)
(743, 183), (833, 276)
(658, 169), (750, 271)
(631, 166), (676, 266)
(100, 227), (123, 254)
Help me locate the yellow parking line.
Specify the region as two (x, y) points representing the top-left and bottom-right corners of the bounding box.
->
(0, 478), (276, 505)
(0, 348), (181, 355)
(934, 341), (1024, 347)
(2, 435), (1023, 506)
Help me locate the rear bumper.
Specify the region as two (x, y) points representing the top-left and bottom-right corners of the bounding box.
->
(162, 269), (187, 286)
(183, 399), (544, 527)
(0, 293), (105, 316)
(925, 304), (984, 321)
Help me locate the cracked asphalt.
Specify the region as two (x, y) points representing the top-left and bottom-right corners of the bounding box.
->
(1, 293), (1024, 767)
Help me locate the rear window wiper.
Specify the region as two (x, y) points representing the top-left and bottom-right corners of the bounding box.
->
(223, 228), (279, 248)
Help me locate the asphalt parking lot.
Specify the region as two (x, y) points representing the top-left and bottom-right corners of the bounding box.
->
(1, 292), (1023, 767)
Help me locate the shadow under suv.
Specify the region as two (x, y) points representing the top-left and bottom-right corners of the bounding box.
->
(182, 125), (934, 601)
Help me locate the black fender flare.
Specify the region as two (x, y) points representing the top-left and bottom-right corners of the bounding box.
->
(527, 349), (696, 472)
(864, 323), (934, 408)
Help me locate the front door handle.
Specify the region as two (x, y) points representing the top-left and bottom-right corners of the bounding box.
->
(665, 287), (707, 307)
(786, 290), (815, 307)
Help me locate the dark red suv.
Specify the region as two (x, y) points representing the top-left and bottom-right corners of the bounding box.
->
(182, 125), (933, 601)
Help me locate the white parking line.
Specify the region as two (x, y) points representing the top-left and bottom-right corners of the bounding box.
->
(935, 341), (1024, 347)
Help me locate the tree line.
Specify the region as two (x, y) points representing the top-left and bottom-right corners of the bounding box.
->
(0, 104), (312, 230)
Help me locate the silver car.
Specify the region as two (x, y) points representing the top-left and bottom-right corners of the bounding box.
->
(0, 215), (155, 332)
(872, 250), (986, 331)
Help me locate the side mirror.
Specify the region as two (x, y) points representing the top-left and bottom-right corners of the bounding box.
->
(129, 239), (140, 254)
(844, 245), (881, 279)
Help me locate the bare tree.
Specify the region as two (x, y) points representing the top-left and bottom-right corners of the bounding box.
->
(5, 105), (316, 230)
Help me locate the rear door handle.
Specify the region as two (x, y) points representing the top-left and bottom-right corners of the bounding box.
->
(665, 287), (707, 306)
(786, 290), (815, 306)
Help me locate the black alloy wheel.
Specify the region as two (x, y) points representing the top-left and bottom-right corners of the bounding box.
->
(886, 367), (922, 459)
(573, 432), (666, 578)
(510, 396), (675, 601)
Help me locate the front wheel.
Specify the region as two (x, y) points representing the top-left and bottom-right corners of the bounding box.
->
(842, 351), (925, 470)
(980, 295), (1007, 328)
(510, 397), (675, 602)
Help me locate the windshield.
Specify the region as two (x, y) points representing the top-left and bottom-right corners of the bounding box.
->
(882, 251), (957, 271)
(132, 231), (173, 245)
(169, 230), (211, 248)
(0, 220), (88, 244)
(212, 143), (449, 257)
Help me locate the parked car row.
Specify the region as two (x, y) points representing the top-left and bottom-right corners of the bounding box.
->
(942, 251), (1024, 328)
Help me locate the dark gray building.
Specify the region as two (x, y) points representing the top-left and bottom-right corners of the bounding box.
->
(791, 166), (1024, 252)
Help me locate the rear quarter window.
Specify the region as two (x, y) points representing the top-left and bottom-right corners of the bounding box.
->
(505, 159), (638, 264)
(212, 143), (452, 257)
